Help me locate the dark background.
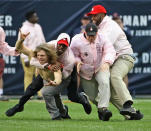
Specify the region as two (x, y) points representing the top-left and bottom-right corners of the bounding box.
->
(0, 0), (151, 95)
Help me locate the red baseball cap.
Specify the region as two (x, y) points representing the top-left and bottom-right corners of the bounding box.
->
(87, 5), (107, 16)
(57, 38), (69, 47)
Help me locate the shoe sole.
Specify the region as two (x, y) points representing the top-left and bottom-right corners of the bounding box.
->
(5, 108), (24, 117)
(5, 111), (15, 117)
(103, 112), (112, 121)
(120, 110), (135, 116)
(52, 116), (62, 120)
(82, 103), (92, 114)
(129, 111), (144, 120)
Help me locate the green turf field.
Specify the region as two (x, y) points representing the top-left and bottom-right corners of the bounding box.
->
(0, 99), (150, 131)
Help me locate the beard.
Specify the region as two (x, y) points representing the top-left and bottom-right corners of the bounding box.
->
(95, 20), (101, 26)
(93, 16), (103, 26)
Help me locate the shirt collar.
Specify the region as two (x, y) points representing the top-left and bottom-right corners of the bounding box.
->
(82, 33), (96, 45)
(23, 20), (35, 27)
(100, 15), (110, 25)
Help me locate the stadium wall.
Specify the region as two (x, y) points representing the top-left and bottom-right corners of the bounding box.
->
(0, 0), (151, 95)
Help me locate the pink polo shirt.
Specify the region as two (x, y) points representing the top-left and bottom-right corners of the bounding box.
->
(19, 21), (46, 61)
(0, 27), (19, 56)
(70, 33), (116, 80)
(98, 16), (133, 57)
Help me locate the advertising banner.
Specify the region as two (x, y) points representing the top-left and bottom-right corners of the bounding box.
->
(0, 0), (151, 95)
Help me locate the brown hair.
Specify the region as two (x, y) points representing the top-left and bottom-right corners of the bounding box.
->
(33, 43), (57, 64)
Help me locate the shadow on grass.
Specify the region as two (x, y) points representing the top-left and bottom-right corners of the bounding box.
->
(71, 118), (125, 122)
(1, 116), (125, 122)
(0, 117), (51, 122)
(1, 116), (146, 123)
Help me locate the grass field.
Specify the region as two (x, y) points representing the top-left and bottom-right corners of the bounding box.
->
(0, 99), (151, 131)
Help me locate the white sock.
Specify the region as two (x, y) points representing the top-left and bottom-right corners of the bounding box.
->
(0, 89), (3, 95)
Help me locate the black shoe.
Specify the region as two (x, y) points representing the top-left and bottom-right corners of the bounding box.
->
(98, 108), (112, 121)
(52, 115), (62, 120)
(128, 110), (143, 120)
(120, 107), (136, 116)
(61, 105), (71, 119)
(5, 104), (24, 117)
(79, 93), (92, 114)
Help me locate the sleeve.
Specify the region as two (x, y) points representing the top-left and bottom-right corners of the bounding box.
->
(70, 37), (81, 63)
(30, 57), (48, 69)
(0, 27), (19, 56)
(62, 64), (74, 79)
(0, 42), (19, 56)
(62, 49), (75, 79)
(53, 70), (62, 85)
(0, 27), (5, 42)
(15, 39), (34, 57)
(101, 36), (116, 65)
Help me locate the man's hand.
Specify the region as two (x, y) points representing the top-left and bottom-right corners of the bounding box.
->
(95, 63), (110, 73)
(99, 63), (110, 72)
(15, 49), (20, 53)
(44, 80), (58, 86)
(77, 62), (83, 74)
(44, 64), (49, 69)
(19, 28), (30, 40)
(44, 62), (63, 72)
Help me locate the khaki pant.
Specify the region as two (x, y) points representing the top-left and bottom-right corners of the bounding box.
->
(80, 76), (125, 111)
(110, 55), (134, 106)
(21, 58), (42, 96)
(80, 70), (110, 109)
(80, 55), (134, 111)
